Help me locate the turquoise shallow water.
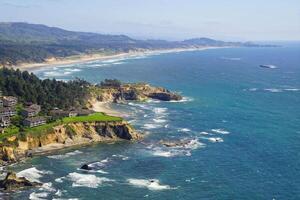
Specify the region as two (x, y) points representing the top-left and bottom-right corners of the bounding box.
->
(4, 46), (300, 199)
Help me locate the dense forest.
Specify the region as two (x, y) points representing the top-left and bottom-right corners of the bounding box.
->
(0, 68), (90, 110)
(0, 22), (267, 66)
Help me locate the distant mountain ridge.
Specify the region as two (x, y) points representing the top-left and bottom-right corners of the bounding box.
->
(0, 22), (268, 66)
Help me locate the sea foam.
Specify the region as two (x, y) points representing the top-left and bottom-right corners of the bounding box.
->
(127, 178), (175, 190)
(67, 172), (114, 188)
(17, 167), (53, 183)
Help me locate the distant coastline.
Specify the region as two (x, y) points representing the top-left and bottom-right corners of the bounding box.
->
(11, 46), (229, 72)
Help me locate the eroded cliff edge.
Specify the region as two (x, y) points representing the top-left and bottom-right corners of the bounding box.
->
(0, 121), (140, 164)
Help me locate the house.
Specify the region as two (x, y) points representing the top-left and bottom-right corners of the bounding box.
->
(50, 109), (78, 118)
(21, 104), (41, 117)
(0, 107), (17, 117)
(0, 117), (11, 127)
(23, 116), (46, 127)
(2, 96), (17, 107)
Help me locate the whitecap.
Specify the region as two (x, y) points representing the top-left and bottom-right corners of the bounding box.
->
(66, 172), (114, 188)
(17, 167), (53, 183)
(264, 88), (283, 93)
(170, 96), (194, 102)
(248, 88), (258, 92)
(153, 118), (167, 123)
(29, 192), (49, 200)
(40, 182), (56, 192)
(48, 150), (83, 160)
(199, 131), (211, 135)
(183, 139), (205, 149)
(178, 128), (191, 132)
(284, 88), (299, 91)
(211, 129), (230, 134)
(127, 179), (175, 190)
(153, 107), (168, 114)
(143, 123), (161, 129)
(55, 177), (64, 183)
(207, 137), (224, 143)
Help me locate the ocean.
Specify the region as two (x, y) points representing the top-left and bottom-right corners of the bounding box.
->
(6, 45), (300, 199)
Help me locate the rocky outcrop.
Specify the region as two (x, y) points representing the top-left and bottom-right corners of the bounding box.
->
(0, 171), (41, 191)
(89, 83), (182, 103)
(160, 140), (191, 148)
(0, 121), (140, 164)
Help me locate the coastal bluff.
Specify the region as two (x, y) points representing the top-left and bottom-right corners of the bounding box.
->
(88, 82), (183, 103)
(0, 121), (140, 164)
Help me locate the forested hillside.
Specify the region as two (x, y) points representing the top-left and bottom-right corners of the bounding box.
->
(0, 22), (262, 66)
(0, 68), (90, 110)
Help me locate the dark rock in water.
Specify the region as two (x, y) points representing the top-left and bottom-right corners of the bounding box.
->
(0, 171), (41, 191)
(160, 140), (190, 147)
(148, 92), (182, 101)
(80, 164), (92, 170)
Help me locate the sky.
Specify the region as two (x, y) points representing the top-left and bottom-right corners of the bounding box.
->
(0, 0), (299, 41)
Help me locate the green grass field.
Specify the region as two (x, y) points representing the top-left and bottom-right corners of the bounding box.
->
(62, 113), (122, 123)
(0, 113), (122, 142)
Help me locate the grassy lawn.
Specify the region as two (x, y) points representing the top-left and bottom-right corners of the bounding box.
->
(0, 113), (122, 142)
(0, 126), (20, 141)
(62, 113), (122, 123)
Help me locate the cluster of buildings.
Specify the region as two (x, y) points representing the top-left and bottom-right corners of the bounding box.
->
(0, 96), (18, 129)
(0, 93), (94, 133)
(0, 95), (47, 129)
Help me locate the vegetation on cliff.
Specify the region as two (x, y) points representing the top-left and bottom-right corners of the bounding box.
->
(0, 68), (90, 111)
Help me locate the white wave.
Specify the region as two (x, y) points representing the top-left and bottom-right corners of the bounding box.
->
(64, 68), (81, 72)
(67, 172), (114, 188)
(153, 107), (168, 114)
(143, 123), (161, 129)
(248, 88), (258, 92)
(183, 139), (205, 150)
(55, 189), (62, 197)
(211, 129), (230, 134)
(153, 118), (167, 123)
(199, 131), (211, 135)
(43, 71), (64, 77)
(170, 96), (194, 102)
(48, 150), (83, 160)
(112, 154), (130, 160)
(29, 192), (49, 200)
(55, 177), (64, 183)
(178, 128), (191, 132)
(127, 178), (175, 191)
(164, 124), (169, 128)
(152, 149), (178, 157)
(17, 167), (53, 183)
(40, 182), (56, 192)
(264, 88), (283, 93)
(96, 170), (109, 174)
(284, 88), (300, 91)
(221, 57), (242, 61)
(207, 137), (224, 143)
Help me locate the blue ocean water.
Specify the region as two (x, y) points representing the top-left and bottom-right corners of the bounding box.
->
(7, 46), (300, 199)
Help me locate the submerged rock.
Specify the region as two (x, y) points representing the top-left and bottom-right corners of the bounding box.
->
(80, 164), (92, 171)
(0, 171), (41, 191)
(160, 140), (190, 148)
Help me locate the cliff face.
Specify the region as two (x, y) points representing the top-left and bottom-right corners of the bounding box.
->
(0, 121), (140, 163)
(89, 83), (182, 103)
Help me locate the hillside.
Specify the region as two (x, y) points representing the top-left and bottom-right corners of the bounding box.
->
(0, 22), (262, 66)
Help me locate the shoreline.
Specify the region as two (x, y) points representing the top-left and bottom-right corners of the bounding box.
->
(11, 46), (228, 72)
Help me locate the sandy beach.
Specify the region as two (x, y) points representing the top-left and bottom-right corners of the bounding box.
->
(11, 46), (226, 72)
(91, 101), (124, 117)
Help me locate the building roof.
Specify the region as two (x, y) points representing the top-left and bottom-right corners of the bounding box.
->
(0, 107), (16, 112)
(3, 96), (17, 101)
(24, 116), (46, 123)
(1, 116), (10, 121)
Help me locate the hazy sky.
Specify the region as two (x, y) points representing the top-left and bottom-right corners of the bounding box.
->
(0, 0), (299, 41)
